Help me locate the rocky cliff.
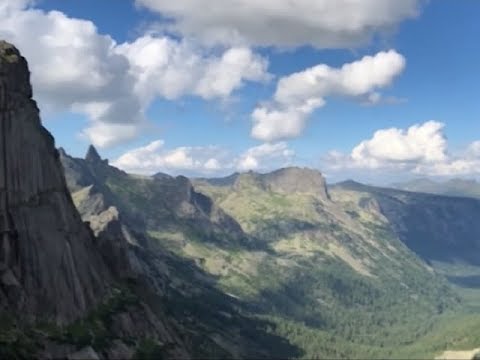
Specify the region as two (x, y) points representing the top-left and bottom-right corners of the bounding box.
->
(0, 41), (196, 359)
(0, 41), (110, 324)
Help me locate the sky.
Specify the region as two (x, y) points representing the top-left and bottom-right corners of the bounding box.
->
(1, 0), (480, 183)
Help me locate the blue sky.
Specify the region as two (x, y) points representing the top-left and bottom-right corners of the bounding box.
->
(1, 0), (480, 182)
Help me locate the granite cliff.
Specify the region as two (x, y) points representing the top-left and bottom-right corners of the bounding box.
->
(0, 41), (193, 359)
(0, 40), (110, 324)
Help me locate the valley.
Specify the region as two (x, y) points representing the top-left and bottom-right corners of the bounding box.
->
(61, 150), (480, 359)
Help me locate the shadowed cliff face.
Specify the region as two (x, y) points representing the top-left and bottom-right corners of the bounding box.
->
(0, 41), (110, 324)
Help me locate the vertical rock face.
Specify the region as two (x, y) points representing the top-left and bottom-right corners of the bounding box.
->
(0, 41), (110, 324)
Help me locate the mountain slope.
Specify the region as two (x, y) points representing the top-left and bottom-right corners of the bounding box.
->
(61, 160), (464, 358)
(60, 142), (480, 359)
(194, 171), (480, 358)
(333, 180), (480, 266)
(60, 147), (301, 359)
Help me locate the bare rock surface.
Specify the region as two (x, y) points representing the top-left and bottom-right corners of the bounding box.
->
(263, 167), (330, 199)
(0, 40), (110, 324)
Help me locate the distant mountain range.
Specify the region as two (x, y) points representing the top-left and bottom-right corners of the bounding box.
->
(391, 178), (480, 199)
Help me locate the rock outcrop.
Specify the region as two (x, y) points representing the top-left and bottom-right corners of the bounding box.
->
(204, 167), (331, 201)
(263, 167), (330, 200)
(0, 41), (110, 324)
(85, 145), (103, 164)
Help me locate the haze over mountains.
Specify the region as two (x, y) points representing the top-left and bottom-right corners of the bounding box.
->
(391, 178), (480, 199)
(1, 41), (480, 359)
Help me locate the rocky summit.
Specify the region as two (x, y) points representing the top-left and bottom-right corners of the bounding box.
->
(0, 41), (110, 324)
(261, 167), (330, 199)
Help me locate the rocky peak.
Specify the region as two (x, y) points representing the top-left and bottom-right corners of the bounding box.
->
(85, 144), (103, 163)
(0, 41), (32, 106)
(0, 41), (110, 323)
(153, 172), (173, 180)
(57, 147), (68, 158)
(263, 167), (330, 200)
(335, 179), (366, 190)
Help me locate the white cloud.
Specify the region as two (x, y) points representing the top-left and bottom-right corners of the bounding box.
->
(236, 142), (295, 171)
(274, 50), (406, 103)
(112, 140), (226, 175)
(81, 123), (143, 148)
(0, 0), (32, 13)
(351, 121), (447, 167)
(0, 6), (141, 137)
(0, 3), (269, 148)
(251, 50), (406, 142)
(204, 158), (221, 170)
(116, 36), (269, 102)
(467, 141), (480, 157)
(251, 99), (325, 143)
(112, 140), (294, 175)
(325, 121), (480, 178)
(194, 47), (270, 99)
(136, 0), (422, 48)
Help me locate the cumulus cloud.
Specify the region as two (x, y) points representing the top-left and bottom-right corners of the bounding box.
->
(112, 140), (227, 175)
(251, 50), (406, 142)
(351, 121), (447, 167)
(116, 36), (269, 102)
(112, 140), (294, 175)
(236, 142), (295, 171)
(0, 0), (34, 13)
(0, 3), (269, 147)
(325, 121), (480, 177)
(136, 0), (422, 48)
(81, 123), (143, 149)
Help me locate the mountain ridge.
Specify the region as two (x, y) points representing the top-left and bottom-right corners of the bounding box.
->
(59, 144), (300, 358)
(60, 144), (480, 359)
